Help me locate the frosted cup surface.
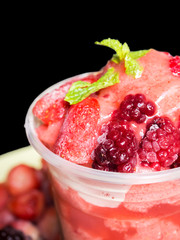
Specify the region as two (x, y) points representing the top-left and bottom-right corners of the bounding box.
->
(25, 73), (180, 240)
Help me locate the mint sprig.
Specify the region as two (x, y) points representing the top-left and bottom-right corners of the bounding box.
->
(95, 38), (149, 78)
(95, 39), (130, 61)
(125, 54), (143, 79)
(129, 50), (150, 59)
(64, 39), (149, 105)
(65, 68), (119, 105)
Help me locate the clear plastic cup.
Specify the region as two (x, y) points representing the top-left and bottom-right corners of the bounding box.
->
(25, 73), (180, 240)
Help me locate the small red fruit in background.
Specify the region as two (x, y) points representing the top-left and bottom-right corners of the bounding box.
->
(6, 164), (40, 196)
(8, 189), (45, 221)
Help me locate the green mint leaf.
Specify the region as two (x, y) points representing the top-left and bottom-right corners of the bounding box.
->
(96, 38), (150, 78)
(129, 50), (150, 59)
(68, 81), (91, 91)
(95, 38), (130, 61)
(124, 50), (150, 78)
(65, 68), (119, 105)
(111, 54), (120, 64)
(121, 42), (130, 59)
(125, 54), (143, 78)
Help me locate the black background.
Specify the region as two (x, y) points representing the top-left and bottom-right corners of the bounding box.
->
(1, 5), (179, 155)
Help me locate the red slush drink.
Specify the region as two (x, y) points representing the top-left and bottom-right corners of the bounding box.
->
(25, 39), (180, 239)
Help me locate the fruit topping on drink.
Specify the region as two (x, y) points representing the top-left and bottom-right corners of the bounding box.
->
(92, 119), (138, 172)
(53, 97), (100, 164)
(138, 116), (180, 170)
(32, 38), (180, 172)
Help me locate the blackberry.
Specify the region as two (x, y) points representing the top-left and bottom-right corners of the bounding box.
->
(0, 225), (31, 240)
(92, 119), (138, 173)
(92, 92), (179, 172)
(117, 93), (156, 123)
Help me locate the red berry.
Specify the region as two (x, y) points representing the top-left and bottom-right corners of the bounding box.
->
(6, 164), (40, 196)
(53, 97), (100, 164)
(169, 56), (180, 77)
(8, 189), (45, 220)
(92, 93), (156, 173)
(33, 82), (71, 125)
(119, 94), (156, 123)
(33, 74), (100, 125)
(92, 119), (138, 173)
(36, 121), (62, 149)
(139, 116), (180, 170)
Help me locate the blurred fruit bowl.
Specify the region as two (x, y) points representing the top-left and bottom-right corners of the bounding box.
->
(0, 146), (62, 240)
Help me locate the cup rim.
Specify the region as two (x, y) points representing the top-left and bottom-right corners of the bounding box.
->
(25, 72), (180, 185)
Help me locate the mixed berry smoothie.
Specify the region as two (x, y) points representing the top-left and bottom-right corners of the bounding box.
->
(25, 39), (180, 239)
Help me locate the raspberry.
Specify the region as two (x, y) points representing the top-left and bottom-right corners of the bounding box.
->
(169, 56), (180, 77)
(33, 73), (100, 125)
(92, 119), (138, 173)
(0, 225), (31, 240)
(139, 116), (180, 170)
(92, 92), (179, 172)
(117, 94), (156, 123)
(92, 93), (157, 172)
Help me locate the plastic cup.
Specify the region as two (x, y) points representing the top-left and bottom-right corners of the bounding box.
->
(25, 73), (180, 240)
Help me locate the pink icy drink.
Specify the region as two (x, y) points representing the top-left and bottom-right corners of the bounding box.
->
(25, 39), (180, 239)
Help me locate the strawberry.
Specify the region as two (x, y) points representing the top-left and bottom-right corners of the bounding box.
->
(53, 97), (100, 164)
(8, 189), (45, 220)
(36, 121), (63, 149)
(33, 73), (100, 125)
(33, 81), (73, 125)
(6, 164), (40, 196)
